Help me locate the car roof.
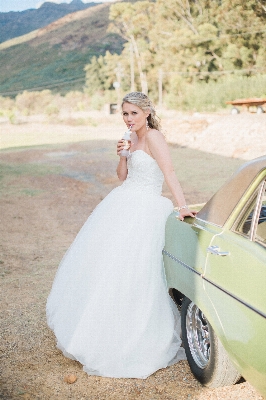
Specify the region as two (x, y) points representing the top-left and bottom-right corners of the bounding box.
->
(196, 155), (266, 227)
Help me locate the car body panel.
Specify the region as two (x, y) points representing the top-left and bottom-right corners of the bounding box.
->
(163, 156), (266, 396)
(205, 231), (266, 314)
(203, 276), (266, 395)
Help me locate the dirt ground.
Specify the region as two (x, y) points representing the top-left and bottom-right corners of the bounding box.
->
(0, 118), (265, 399)
(1, 110), (266, 160)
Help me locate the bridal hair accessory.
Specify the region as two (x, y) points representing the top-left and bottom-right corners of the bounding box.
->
(122, 92), (161, 131)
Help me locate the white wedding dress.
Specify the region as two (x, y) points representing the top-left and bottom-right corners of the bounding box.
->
(46, 150), (186, 379)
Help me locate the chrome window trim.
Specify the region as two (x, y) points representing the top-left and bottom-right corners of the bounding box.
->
(250, 181), (266, 242)
(194, 217), (222, 229)
(192, 222), (209, 232)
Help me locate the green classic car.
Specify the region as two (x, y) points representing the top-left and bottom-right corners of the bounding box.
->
(163, 155), (266, 396)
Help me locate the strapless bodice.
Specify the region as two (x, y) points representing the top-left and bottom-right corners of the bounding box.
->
(121, 150), (164, 195)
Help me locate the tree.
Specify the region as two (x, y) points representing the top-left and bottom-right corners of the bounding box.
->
(84, 0), (266, 105)
(109, 1), (156, 94)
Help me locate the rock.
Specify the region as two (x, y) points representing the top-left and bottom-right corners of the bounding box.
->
(64, 374), (77, 384)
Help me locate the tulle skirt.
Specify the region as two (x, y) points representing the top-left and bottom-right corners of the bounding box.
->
(46, 184), (186, 379)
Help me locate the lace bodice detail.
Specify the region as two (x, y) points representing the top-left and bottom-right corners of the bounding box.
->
(121, 150), (164, 195)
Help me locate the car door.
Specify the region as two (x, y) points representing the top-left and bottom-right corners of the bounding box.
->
(203, 180), (266, 392)
(164, 211), (222, 305)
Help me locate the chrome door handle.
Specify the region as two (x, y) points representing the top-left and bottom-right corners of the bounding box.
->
(207, 245), (230, 256)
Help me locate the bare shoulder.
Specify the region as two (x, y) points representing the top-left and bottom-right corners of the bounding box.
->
(146, 129), (170, 161)
(146, 129), (166, 144)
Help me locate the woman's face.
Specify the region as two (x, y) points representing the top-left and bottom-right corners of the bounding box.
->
(122, 102), (149, 132)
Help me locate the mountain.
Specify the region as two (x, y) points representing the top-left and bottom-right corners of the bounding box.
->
(0, 3), (125, 95)
(0, 1), (100, 44)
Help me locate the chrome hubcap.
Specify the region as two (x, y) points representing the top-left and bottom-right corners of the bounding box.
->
(186, 302), (210, 368)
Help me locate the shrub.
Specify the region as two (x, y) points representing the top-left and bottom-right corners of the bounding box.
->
(90, 91), (117, 110)
(16, 90), (56, 115)
(164, 74), (266, 112)
(7, 111), (16, 124)
(64, 91), (90, 112)
(0, 96), (15, 112)
(45, 105), (60, 116)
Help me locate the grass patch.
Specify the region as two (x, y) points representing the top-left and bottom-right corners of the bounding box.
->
(19, 188), (44, 197)
(0, 162), (62, 180)
(0, 42), (93, 94)
(0, 162), (62, 197)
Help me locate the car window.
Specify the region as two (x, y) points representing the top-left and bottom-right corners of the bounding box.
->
(255, 189), (266, 246)
(235, 181), (266, 244)
(236, 196), (257, 238)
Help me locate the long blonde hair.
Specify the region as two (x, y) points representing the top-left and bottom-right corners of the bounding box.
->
(122, 92), (161, 131)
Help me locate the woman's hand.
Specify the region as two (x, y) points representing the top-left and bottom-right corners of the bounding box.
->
(178, 208), (198, 221)
(116, 141), (128, 181)
(117, 140), (126, 156)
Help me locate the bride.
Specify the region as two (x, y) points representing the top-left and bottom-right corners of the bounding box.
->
(46, 92), (196, 379)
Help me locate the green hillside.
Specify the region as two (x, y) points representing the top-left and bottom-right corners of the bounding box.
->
(0, 1), (99, 44)
(0, 3), (125, 96)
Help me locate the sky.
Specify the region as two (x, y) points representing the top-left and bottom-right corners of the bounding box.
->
(0, 0), (114, 13)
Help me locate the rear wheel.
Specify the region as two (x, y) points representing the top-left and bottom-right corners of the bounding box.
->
(181, 297), (241, 388)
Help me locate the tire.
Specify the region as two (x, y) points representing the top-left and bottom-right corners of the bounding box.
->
(181, 297), (241, 388)
(257, 106), (264, 114)
(231, 107), (240, 114)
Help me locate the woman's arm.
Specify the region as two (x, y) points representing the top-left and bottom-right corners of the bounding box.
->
(147, 130), (196, 220)
(116, 140), (128, 181)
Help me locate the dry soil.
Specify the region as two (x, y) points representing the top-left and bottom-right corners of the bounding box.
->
(0, 115), (265, 399)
